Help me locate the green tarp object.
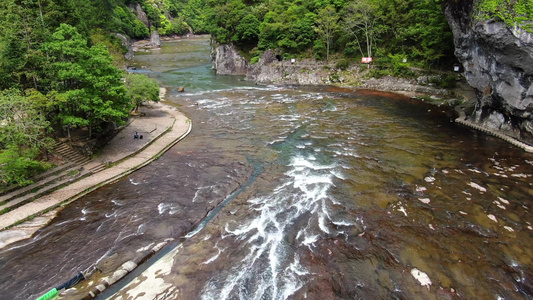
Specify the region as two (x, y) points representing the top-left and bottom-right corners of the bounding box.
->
(35, 288), (58, 300)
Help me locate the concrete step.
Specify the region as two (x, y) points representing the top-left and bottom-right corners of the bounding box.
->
(51, 142), (90, 165)
(0, 141), (91, 207)
(0, 165), (83, 206)
(0, 162), (75, 198)
(0, 167), (88, 215)
(89, 164), (107, 173)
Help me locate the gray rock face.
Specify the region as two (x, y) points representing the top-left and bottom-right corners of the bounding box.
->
(150, 31), (161, 48)
(213, 44), (249, 75)
(245, 50), (329, 84)
(132, 3), (150, 29)
(212, 46), (325, 83)
(213, 46), (330, 84)
(362, 76), (452, 96)
(115, 33), (134, 60)
(445, 1), (533, 144)
(213, 45), (456, 97)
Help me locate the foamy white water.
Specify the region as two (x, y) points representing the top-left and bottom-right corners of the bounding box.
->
(200, 155), (349, 300)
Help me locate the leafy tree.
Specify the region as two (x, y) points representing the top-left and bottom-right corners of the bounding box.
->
(171, 16), (190, 35)
(0, 89), (51, 151)
(314, 5), (339, 61)
(112, 6), (149, 38)
(43, 24), (131, 139)
(403, 0), (454, 65)
(209, 0), (248, 43)
(257, 3), (316, 53)
(233, 14), (261, 45)
(0, 89), (52, 187)
(343, 0), (379, 59)
(0, 0), (87, 91)
(125, 73), (160, 112)
(0, 146), (47, 187)
(183, 0), (210, 33)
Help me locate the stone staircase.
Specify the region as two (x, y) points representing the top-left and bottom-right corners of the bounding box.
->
(51, 141), (91, 165)
(0, 141), (106, 216)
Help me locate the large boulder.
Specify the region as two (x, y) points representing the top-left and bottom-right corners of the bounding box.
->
(445, 1), (533, 144)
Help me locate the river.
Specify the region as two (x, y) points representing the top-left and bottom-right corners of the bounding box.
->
(1, 36), (532, 300)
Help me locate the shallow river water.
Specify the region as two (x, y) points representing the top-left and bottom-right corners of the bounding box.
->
(1, 36), (533, 300)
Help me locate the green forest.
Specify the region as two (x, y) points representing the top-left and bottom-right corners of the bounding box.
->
(208, 0), (455, 66)
(0, 0), (531, 187)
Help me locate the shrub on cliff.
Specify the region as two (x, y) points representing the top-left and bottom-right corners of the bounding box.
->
(477, 0), (533, 33)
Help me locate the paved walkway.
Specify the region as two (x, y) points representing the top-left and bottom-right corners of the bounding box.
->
(0, 100), (191, 233)
(454, 101), (533, 153)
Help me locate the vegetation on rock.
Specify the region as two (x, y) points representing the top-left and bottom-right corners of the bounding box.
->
(477, 0), (533, 33)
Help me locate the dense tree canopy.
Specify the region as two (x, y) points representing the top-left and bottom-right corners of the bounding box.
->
(0, 89), (52, 186)
(204, 0), (456, 67)
(0, 0), (205, 186)
(43, 24), (132, 138)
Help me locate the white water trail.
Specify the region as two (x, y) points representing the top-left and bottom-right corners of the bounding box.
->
(201, 155), (346, 300)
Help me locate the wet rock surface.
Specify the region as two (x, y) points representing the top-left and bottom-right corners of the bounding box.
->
(106, 86), (533, 300)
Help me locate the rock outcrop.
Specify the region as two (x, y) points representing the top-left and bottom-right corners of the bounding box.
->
(445, 1), (533, 144)
(213, 45), (455, 97)
(362, 76), (452, 97)
(115, 33), (134, 60)
(132, 3), (150, 29)
(150, 31), (161, 48)
(213, 46), (334, 84)
(245, 49), (329, 84)
(212, 44), (249, 75)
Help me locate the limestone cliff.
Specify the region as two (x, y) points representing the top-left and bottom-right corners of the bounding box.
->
(212, 44), (249, 75)
(445, 1), (533, 144)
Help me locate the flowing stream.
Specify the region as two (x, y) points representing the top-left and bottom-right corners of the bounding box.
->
(1, 36), (533, 300)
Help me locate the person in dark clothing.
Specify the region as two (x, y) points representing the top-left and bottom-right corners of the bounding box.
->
(134, 131), (139, 140)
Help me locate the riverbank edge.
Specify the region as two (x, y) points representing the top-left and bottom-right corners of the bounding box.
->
(23, 111), (191, 299)
(214, 43), (533, 152)
(0, 94), (191, 233)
